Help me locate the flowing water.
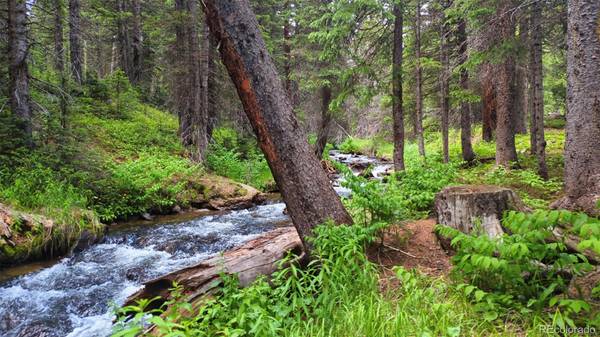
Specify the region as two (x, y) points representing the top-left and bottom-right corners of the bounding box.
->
(0, 203), (289, 337)
(0, 151), (388, 337)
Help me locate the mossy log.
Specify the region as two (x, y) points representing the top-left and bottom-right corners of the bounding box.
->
(124, 227), (303, 309)
(434, 185), (529, 237)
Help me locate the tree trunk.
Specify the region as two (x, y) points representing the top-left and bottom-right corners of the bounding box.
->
(435, 185), (528, 237)
(414, 0), (426, 157)
(439, 5), (450, 164)
(124, 227), (303, 309)
(207, 30), (218, 138)
(8, 0), (33, 147)
(457, 18), (475, 162)
(513, 16), (528, 135)
(130, 0), (143, 84)
(116, 0), (133, 78)
(481, 65), (496, 142)
(174, 0), (208, 162)
(392, 3), (405, 171)
(283, 2), (293, 103)
(314, 86), (332, 158)
(494, 1), (518, 167)
(69, 0), (83, 85)
(201, 0), (353, 249)
(53, 0), (68, 129)
(529, 1), (548, 179)
(551, 0), (600, 216)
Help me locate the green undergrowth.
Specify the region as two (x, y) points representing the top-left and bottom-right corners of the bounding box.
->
(115, 221), (537, 337)
(337, 127), (565, 209)
(113, 162), (565, 337)
(437, 209), (600, 331)
(206, 127), (274, 191)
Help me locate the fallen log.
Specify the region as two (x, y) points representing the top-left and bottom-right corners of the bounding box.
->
(124, 227), (303, 308)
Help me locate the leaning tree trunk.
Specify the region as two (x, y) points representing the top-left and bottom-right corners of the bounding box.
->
(69, 0), (83, 85)
(414, 0), (426, 158)
(8, 0), (33, 148)
(494, 0), (518, 167)
(551, 0), (600, 216)
(435, 185), (528, 237)
(202, 0), (353, 249)
(457, 18), (475, 162)
(529, 0), (548, 179)
(392, 3), (405, 171)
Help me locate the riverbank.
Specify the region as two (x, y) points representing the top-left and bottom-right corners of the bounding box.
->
(0, 81), (274, 268)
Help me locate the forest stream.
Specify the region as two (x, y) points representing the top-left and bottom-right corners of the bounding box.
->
(0, 152), (390, 337)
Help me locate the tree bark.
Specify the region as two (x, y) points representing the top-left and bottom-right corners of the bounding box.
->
(116, 0), (133, 78)
(551, 0), (600, 216)
(439, 3), (450, 164)
(69, 0), (83, 85)
(529, 1), (548, 179)
(494, 1), (518, 167)
(480, 65), (496, 142)
(8, 0), (33, 147)
(392, 3), (405, 171)
(314, 86), (332, 158)
(124, 227), (303, 309)
(513, 16), (528, 135)
(130, 0), (143, 84)
(457, 18), (475, 162)
(414, 0), (426, 157)
(201, 0), (353, 249)
(53, 0), (68, 129)
(435, 185), (528, 237)
(174, 0), (209, 162)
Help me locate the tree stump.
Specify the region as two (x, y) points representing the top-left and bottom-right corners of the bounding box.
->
(434, 185), (528, 237)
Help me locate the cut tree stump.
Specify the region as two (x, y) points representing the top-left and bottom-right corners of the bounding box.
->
(124, 227), (303, 309)
(434, 185), (529, 237)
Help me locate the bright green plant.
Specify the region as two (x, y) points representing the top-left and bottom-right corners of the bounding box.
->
(436, 210), (599, 329)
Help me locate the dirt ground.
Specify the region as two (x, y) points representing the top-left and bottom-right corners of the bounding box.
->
(367, 218), (452, 285)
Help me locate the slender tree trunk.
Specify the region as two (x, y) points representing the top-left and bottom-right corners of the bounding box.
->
(315, 86), (332, 158)
(513, 16), (528, 135)
(201, 18), (211, 140)
(8, 0), (33, 147)
(69, 0), (83, 85)
(414, 0), (425, 157)
(283, 2), (293, 102)
(529, 0), (548, 179)
(494, 1), (518, 167)
(207, 31), (217, 138)
(457, 18), (475, 162)
(53, 0), (68, 129)
(439, 4), (450, 164)
(174, 0), (208, 162)
(116, 0), (133, 78)
(201, 0), (353, 249)
(481, 65), (496, 142)
(131, 0), (143, 84)
(551, 0), (600, 215)
(392, 3), (405, 171)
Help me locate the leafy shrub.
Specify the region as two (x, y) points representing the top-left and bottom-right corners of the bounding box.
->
(338, 137), (362, 154)
(206, 128), (274, 190)
(436, 210), (599, 329)
(91, 152), (199, 221)
(339, 158), (458, 223)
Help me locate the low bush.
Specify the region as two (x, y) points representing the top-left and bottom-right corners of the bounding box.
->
(436, 210), (600, 329)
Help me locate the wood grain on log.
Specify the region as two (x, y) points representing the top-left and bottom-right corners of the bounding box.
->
(125, 227), (303, 308)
